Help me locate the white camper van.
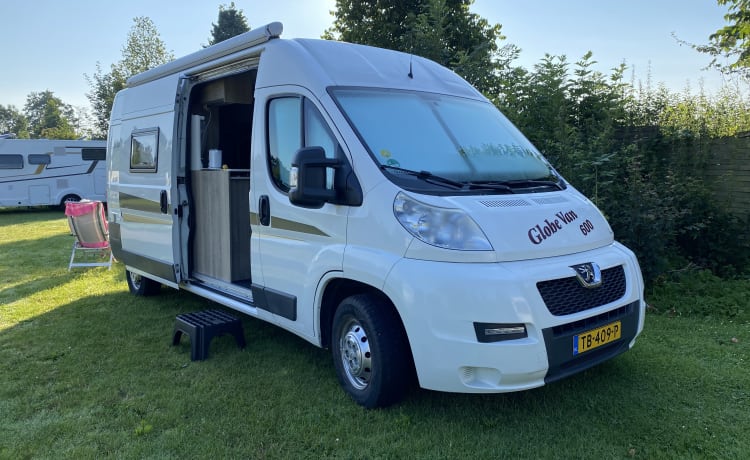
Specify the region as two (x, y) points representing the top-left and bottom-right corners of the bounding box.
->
(0, 138), (107, 207)
(107, 23), (645, 407)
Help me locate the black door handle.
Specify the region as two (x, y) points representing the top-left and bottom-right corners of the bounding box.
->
(259, 195), (270, 226)
(160, 190), (169, 214)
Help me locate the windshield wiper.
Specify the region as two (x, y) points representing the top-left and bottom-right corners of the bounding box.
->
(505, 179), (566, 190)
(380, 165), (463, 189)
(380, 165), (564, 193)
(467, 178), (565, 191)
(461, 181), (514, 193)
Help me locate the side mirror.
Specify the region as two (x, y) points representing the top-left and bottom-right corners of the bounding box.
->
(289, 147), (338, 208)
(289, 146), (363, 208)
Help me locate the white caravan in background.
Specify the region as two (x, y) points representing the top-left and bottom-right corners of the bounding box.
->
(0, 138), (107, 207)
(107, 23), (646, 408)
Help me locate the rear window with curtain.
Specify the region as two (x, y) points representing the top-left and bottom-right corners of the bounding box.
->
(0, 154), (23, 169)
(82, 148), (106, 161)
(130, 129), (159, 172)
(28, 154), (51, 165)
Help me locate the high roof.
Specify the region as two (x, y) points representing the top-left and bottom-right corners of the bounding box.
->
(254, 38), (482, 100)
(125, 21), (483, 101)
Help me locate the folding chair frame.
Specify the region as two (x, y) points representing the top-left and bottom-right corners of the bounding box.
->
(65, 200), (113, 271)
(68, 241), (114, 271)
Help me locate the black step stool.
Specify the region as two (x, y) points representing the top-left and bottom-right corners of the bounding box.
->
(172, 309), (246, 361)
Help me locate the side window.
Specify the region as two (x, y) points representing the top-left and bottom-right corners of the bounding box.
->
(82, 148), (106, 161)
(267, 97), (302, 191)
(28, 154), (51, 165)
(0, 154), (23, 169)
(267, 96), (339, 191)
(304, 100), (337, 189)
(130, 128), (159, 172)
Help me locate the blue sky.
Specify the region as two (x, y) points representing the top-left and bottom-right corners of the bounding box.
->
(0, 0), (733, 111)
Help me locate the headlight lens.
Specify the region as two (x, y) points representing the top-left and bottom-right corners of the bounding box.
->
(393, 192), (493, 251)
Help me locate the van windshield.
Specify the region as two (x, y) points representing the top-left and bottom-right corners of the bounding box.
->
(331, 88), (561, 191)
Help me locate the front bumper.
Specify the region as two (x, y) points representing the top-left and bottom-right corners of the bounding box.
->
(383, 243), (645, 393)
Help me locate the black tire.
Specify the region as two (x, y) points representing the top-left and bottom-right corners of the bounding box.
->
(332, 294), (413, 408)
(59, 194), (80, 209)
(126, 270), (161, 296)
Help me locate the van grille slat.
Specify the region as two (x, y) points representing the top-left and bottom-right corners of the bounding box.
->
(537, 266), (626, 316)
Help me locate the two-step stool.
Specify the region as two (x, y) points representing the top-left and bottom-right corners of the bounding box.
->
(172, 309), (246, 360)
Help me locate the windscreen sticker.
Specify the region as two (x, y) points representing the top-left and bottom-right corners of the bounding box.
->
(527, 210), (595, 244)
(380, 149), (401, 167)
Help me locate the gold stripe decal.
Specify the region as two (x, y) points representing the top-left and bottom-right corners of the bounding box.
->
(249, 212), (329, 237)
(122, 213), (171, 225)
(273, 217), (329, 236)
(119, 192), (162, 214)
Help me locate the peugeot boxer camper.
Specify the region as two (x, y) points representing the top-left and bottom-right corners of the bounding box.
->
(107, 22), (645, 407)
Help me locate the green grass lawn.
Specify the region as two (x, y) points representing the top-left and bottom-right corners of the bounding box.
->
(1, 209), (748, 459)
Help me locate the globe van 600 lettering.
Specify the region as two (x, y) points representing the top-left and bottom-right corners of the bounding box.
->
(527, 210), (588, 244)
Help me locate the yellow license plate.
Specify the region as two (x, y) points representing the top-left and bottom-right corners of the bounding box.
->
(573, 321), (621, 355)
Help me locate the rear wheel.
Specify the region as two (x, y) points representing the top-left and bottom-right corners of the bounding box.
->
(59, 194), (80, 209)
(126, 270), (161, 296)
(332, 294), (413, 408)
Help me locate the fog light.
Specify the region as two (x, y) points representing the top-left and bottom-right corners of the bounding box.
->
(474, 322), (527, 343)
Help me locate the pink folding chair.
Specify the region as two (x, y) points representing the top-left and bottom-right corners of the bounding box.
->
(65, 200), (113, 270)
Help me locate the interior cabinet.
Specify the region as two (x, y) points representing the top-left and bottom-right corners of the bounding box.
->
(192, 169), (250, 282)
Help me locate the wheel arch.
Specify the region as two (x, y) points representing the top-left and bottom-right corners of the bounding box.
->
(323, 277), (419, 407)
(58, 192), (81, 208)
(318, 278), (410, 356)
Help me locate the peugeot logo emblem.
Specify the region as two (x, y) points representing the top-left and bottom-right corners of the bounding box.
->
(570, 262), (602, 288)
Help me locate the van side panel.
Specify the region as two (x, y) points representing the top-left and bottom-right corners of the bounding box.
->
(107, 75), (180, 284)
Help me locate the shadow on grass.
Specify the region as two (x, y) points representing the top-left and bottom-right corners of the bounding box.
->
(0, 271), (74, 302)
(0, 287), (332, 456)
(0, 233), (78, 296)
(0, 231), (72, 257)
(0, 207), (63, 228)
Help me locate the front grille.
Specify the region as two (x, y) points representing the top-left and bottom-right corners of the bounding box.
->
(542, 300), (640, 384)
(537, 265), (626, 316)
(550, 303), (633, 337)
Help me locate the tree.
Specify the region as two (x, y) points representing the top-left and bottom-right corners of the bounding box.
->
(86, 17), (174, 138)
(207, 2), (250, 46)
(86, 62), (127, 138)
(325, 0), (421, 49)
(23, 91), (78, 139)
(325, 0), (507, 94)
(683, 0), (750, 79)
(0, 104), (30, 138)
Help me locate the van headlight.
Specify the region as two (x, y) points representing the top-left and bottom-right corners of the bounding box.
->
(394, 192), (493, 251)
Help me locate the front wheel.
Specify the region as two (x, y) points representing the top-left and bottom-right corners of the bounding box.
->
(332, 294), (413, 408)
(126, 270), (161, 296)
